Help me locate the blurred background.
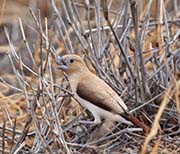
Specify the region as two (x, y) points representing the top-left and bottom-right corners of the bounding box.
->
(0, 0), (180, 153)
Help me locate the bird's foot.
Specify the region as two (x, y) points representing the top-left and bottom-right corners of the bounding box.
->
(77, 119), (101, 125)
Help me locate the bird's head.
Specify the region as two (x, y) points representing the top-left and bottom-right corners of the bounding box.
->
(56, 54), (88, 76)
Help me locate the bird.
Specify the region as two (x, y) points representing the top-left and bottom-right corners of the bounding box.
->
(56, 54), (150, 133)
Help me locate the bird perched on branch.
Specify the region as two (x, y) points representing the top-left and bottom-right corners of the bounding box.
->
(56, 54), (150, 133)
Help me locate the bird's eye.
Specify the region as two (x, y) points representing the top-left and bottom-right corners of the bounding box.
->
(69, 59), (74, 63)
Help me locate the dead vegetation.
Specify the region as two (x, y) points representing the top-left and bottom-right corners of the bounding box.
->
(0, 0), (180, 153)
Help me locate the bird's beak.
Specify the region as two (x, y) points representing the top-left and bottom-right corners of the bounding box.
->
(56, 56), (68, 71)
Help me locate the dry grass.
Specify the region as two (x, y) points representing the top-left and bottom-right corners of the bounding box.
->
(0, 0), (180, 153)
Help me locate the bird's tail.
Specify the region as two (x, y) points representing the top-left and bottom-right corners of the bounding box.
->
(121, 113), (150, 133)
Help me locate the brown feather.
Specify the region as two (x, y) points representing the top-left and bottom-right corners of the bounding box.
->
(76, 73), (128, 114)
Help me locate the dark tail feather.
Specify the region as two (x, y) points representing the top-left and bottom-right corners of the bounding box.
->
(121, 113), (150, 133)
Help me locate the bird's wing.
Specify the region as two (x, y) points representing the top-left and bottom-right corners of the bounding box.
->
(76, 74), (128, 114)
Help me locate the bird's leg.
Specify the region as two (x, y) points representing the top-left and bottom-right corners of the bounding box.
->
(78, 115), (102, 125)
(78, 120), (98, 125)
(78, 119), (102, 125)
